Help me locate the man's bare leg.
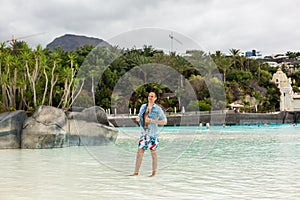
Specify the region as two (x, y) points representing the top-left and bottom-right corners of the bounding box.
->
(150, 150), (157, 177)
(132, 149), (145, 176)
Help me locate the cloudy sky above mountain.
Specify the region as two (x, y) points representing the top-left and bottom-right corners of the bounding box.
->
(1, 0), (299, 55)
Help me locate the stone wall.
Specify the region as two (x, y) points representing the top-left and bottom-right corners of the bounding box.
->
(109, 111), (298, 127)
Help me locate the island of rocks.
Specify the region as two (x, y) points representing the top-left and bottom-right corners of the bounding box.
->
(0, 106), (118, 149)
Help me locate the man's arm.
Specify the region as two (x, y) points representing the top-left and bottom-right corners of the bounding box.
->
(150, 118), (167, 125)
(136, 104), (145, 123)
(146, 106), (167, 125)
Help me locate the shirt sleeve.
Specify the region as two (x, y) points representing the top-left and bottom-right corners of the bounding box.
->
(158, 106), (167, 123)
(138, 104), (145, 119)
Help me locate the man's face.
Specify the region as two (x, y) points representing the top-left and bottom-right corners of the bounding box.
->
(148, 92), (157, 103)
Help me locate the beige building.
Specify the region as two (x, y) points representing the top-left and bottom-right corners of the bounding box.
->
(271, 68), (300, 111)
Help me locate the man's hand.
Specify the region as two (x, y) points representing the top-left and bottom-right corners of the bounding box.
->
(136, 116), (140, 122)
(145, 117), (152, 123)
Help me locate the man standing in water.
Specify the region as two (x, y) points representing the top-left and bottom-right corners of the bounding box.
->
(132, 92), (167, 177)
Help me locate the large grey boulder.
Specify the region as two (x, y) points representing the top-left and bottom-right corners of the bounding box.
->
(69, 106), (110, 126)
(68, 120), (118, 146)
(67, 106), (118, 146)
(21, 106), (68, 149)
(0, 110), (27, 149)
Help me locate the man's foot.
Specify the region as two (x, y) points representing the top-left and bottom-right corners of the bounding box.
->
(130, 172), (139, 176)
(149, 171), (156, 177)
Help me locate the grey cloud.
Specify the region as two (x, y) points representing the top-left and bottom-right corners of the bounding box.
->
(1, 0), (300, 55)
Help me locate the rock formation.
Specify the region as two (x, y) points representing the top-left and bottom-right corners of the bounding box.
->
(0, 105), (118, 149)
(21, 106), (68, 148)
(67, 106), (118, 146)
(0, 110), (27, 148)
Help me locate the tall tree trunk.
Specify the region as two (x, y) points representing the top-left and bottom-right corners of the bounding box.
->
(69, 79), (85, 109)
(42, 67), (48, 105)
(11, 67), (17, 108)
(5, 67), (15, 108)
(1, 85), (8, 108)
(26, 60), (38, 108)
(49, 61), (58, 106)
(91, 75), (95, 106)
(0, 64), (8, 108)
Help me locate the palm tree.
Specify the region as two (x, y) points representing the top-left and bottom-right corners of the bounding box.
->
(229, 48), (241, 69)
(59, 52), (78, 110)
(48, 51), (60, 106)
(213, 51), (231, 83)
(221, 57), (232, 83)
(2, 54), (14, 108)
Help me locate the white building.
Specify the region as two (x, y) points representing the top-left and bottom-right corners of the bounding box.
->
(266, 61), (279, 67)
(271, 68), (300, 111)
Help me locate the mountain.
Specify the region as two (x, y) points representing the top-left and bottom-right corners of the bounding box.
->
(46, 34), (110, 51)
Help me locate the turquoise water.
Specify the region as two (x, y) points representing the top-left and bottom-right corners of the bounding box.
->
(0, 124), (299, 199)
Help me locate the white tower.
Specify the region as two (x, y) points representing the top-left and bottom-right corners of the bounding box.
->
(271, 68), (293, 111)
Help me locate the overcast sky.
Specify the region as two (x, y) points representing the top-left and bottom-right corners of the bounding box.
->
(1, 0), (300, 55)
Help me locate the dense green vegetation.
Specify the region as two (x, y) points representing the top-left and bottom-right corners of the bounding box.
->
(0, 40), (284, 114)
(0, 41), (93, 113)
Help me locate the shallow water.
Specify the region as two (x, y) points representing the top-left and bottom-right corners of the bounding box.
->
(0, 124), (300, 200)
